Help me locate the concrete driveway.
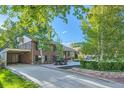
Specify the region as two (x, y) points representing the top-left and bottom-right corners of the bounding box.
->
(7, 64), (124, 88)
(41, 61), (80, 69)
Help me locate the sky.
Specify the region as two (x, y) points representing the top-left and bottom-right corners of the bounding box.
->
(0, 15), (8, 26)
(0, 7), (85, 47)
(52, 10), (85, 46)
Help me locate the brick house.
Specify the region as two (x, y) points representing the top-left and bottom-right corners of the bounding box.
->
(0, 36), (78, 66)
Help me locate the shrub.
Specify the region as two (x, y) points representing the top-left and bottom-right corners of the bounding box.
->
(111, 62), (124, 71)
(80, 60), (86, 68)
(80, 61), (98, 70)
(80, 60), (124, 71)
(85, 62), (92, 69)
(91, 61), (98, 69)
(97, 62), (112, 71)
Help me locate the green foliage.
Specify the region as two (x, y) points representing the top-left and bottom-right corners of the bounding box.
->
(0, 81), (3, 88)
(81, 6), (124, 61)
(97, 62), (112, 71)
(0, 68), (39, 88)
(80, 61), (98, 70)
(80, 60), (124, 71)
(0, 5), (87, 49)
(70, 42), (83, 49)
(111, 62), (124, 71)
(56, 40), (63, 60)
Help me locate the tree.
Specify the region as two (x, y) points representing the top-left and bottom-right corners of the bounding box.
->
(0, 5), (87, 49)
(81, 5), (124, 62)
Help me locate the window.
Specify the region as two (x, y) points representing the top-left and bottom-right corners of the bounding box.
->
(35, 55), (39, 61)
(45, 55), (47, 61)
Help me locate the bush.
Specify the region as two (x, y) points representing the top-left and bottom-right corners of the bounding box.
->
(80, 60), (124, 71)
(80, 60), (86, 68)
(80, 61), (98, 70)
(97, 62), (112, 71)
(111, 62), (124, 71)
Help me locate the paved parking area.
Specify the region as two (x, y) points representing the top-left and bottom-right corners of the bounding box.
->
(41, 61), (80, 69)
(7, 64), (124, 88)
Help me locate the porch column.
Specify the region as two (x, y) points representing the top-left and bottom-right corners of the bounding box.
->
(4, 52), (7, 66)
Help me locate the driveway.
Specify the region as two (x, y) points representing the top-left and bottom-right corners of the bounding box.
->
(7, 64), (124, 88)
(41, 61), (80, 69)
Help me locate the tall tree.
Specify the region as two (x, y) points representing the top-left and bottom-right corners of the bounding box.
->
(81, 5), (124, 62)
(0, 5), (87, 48)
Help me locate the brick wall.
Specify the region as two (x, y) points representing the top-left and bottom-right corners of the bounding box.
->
(20, 52), (32, 64)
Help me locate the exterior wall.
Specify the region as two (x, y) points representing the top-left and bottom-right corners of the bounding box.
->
(18, 37), (78, 64)
(63, 51), (78, 60)
(63, 51), (72, 60)
(18, 40), (41, 64)
(31, 41), (40, 64)
(19, 52), (32, 64)
(7, 53), (19, 64)
(40, 44), (57, 63)
(18, 41), (33, 64)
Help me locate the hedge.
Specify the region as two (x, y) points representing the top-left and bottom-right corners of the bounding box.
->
(80, 60), (124, 71)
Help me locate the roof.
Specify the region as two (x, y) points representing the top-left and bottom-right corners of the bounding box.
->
(0, 48), (31, 53)
(63, 45), (77, 52)
(52, 41), (77, 52)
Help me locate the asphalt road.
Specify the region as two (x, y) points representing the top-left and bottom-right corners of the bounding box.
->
(8, 64), (124, 88)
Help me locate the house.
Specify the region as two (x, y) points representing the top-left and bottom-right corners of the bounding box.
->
(0, 36), (78, 66)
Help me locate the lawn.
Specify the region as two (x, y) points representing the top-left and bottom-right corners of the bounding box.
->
(0, 68), (39, 88)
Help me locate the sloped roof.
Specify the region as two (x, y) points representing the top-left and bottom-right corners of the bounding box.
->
(52, 41), (77, 52)
(63, 45), (77, 52)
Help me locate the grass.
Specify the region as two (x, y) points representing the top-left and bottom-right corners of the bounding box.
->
(0, 68), (40, 88)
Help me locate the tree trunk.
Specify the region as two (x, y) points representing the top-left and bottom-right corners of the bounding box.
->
(100, 31), (104, 61)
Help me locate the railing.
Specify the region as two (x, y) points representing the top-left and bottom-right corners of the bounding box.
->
(18, 42), (32, 49)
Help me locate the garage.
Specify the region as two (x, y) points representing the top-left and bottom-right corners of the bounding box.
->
(0, 48), (32, 66)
